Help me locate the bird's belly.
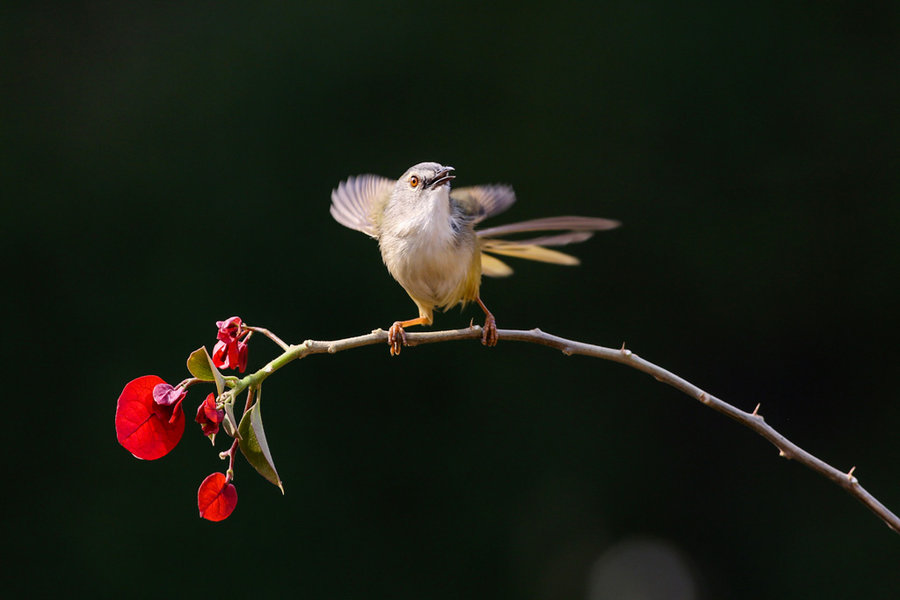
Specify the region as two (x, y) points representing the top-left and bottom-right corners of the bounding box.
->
(383, 237), (479, 309)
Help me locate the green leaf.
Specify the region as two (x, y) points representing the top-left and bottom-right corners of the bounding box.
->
(202, 347), (226, 398)
(187, 347), (214, 381)
(222, 400), (240, 439)
(238, 395), (283, 493)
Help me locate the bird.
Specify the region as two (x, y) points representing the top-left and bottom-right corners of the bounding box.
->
(330, 162), (620, 356)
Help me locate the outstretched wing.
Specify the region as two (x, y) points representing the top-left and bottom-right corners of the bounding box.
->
(450, 185), (517, 224)
(330, 174), (395, 238)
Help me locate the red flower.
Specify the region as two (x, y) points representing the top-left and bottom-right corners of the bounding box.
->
(216, 316), (242, 343)
(212, 316), (249, 373)
(198, 473), (238, 521)
(115, 375), (185, 460)
(212, 339), (248, 372)
(196, 393), (225, 441)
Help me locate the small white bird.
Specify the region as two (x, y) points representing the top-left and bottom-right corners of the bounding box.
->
(331, 162), (619, 355)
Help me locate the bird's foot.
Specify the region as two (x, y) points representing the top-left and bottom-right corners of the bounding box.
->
(481, 314), (498, 347)
(388, 322), (407, 356)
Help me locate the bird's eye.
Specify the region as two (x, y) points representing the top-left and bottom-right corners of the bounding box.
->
(409, 175), (420, 188)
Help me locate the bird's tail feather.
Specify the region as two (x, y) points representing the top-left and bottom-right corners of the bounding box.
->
(478, 215), (619, 278)
(476, 216), (620, 238)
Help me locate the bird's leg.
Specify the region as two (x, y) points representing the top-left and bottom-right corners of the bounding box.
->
(388, 317), (430, 356)
(476, 296), (498, 347)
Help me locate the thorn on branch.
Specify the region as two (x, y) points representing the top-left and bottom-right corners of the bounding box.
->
(752, 403), (761, 416)
(847, 466), (858, 483)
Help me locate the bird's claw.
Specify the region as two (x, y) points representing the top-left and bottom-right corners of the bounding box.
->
(481, 314), (498, 347)
(388, 322), (407, 356)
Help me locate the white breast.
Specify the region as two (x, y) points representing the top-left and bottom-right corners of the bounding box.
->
(379, 191), (475, 308)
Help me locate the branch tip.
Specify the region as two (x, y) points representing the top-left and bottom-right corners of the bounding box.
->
(221, 324), (900, 535)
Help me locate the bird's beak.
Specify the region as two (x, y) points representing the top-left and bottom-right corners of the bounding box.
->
(427, 165), (455, 189)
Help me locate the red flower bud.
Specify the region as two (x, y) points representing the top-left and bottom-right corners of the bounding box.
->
(195, 393), (225, 440)
(215, 316), (242, 344)
(212, 337), (249, 373)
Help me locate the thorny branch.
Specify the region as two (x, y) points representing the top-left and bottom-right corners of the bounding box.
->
(230, 325), (900, 535)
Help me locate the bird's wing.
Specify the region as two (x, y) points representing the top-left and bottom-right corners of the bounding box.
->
(330, 174), (395, 238)
(450, 185), (517, 224)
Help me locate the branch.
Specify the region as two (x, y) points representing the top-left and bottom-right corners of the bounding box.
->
(232, 325), (900, 534)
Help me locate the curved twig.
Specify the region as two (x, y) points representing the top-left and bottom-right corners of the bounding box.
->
(234, 325), (900, 534)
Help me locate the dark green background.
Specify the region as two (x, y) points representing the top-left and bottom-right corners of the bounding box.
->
(5, 2), (899, 598)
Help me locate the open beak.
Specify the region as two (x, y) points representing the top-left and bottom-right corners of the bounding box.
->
(427, 165), (455, 189)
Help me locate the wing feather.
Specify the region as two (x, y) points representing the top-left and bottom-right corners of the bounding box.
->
(450, 185), (517, 224)
(330, 174), (394, 238)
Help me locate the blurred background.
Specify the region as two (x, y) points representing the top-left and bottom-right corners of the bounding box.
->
(4, 1), (899, 598)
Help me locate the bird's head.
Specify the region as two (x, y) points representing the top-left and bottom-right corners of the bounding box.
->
(393, 162), (456, 202)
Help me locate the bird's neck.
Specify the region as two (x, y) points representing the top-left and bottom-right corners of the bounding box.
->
(389, 188), (453, 241)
